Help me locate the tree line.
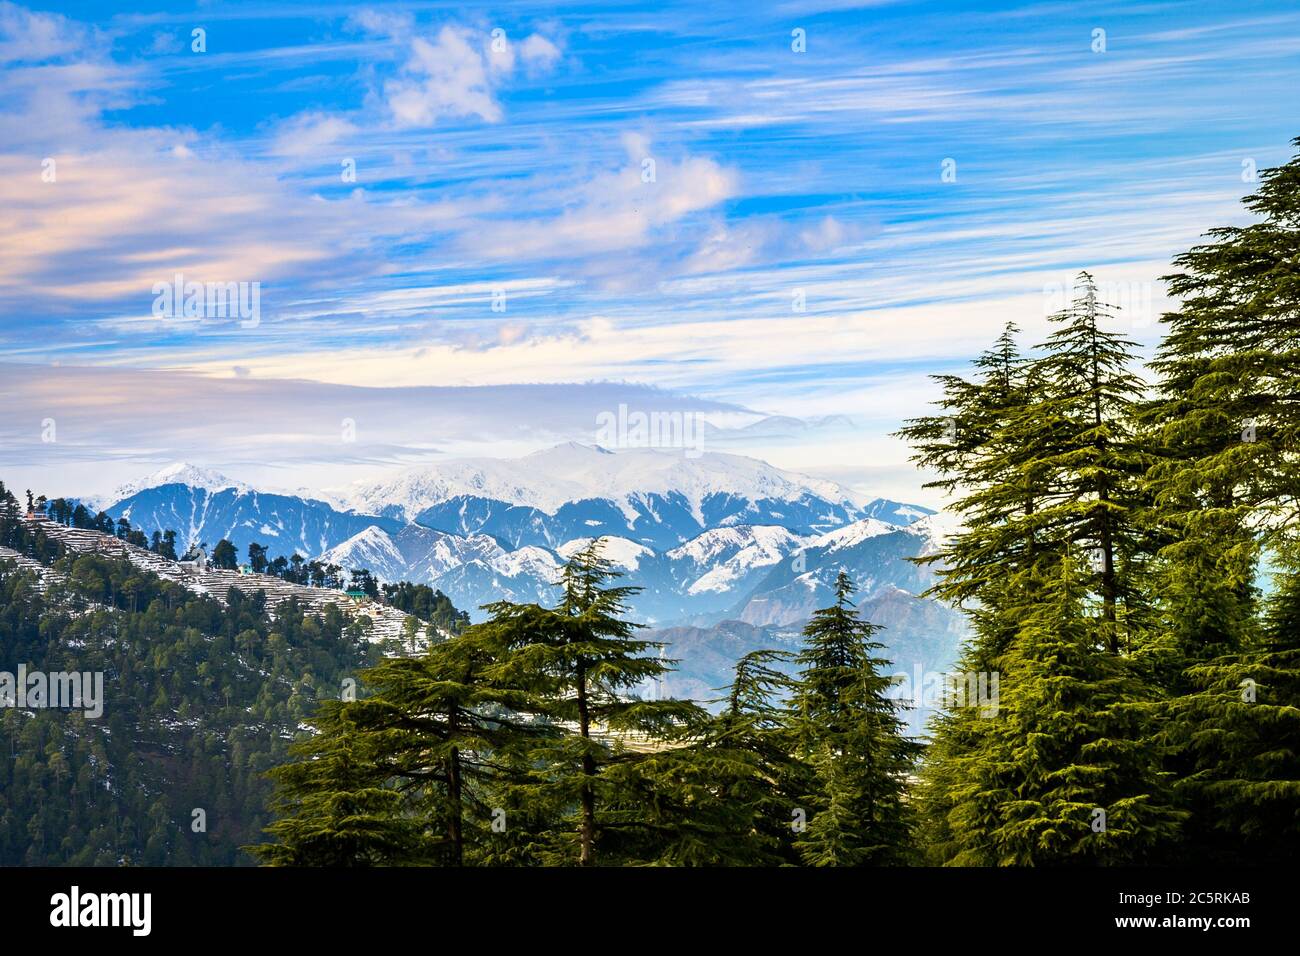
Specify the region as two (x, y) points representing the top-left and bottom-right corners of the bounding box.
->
(0, 551), (379, 865)
(898, 142), (1300, 865)
(253, 548), (917, 866)
(3, 485), (466, 637)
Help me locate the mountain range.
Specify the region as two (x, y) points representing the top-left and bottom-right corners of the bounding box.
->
(99, 444), (966, 710)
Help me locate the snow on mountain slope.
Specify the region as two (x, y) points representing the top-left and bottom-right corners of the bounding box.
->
(810, 517), (904, 552)
(558, 535), (655, 571)
(908, 511), (963, 548)
(93, 448), (946, 630)
(317, 525), (408, 580)
(321, 524), (512, 583)
(99, 463), (249, 509)
(666, 525), (810, 595)
(331, 443), (869, 524)
(491, 545), (562, 580)
(667, 525), (808, 567)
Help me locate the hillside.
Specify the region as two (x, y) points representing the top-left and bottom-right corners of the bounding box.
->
(0, 543), (385, 865)
(13, 515), (429, 648)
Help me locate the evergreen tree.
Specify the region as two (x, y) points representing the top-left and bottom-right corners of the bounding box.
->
(1138, 142), (1300, 862)
(211, 539), (238, 570)
(597, 650), (809, 866)
(1150, 556), (1300, 863)
(247, 542), (268, 574)
(945, 558), (1185, 865)
(789, 571), (920, 865)
(487, 543), (704, 866)
(256, 618), (563, 867)
(254, 699), (431, 866)
(1030, 272), (1155, 654)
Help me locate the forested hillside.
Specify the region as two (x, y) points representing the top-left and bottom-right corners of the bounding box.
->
(0, 549), (382, 865)
(0, 482), (443, 866)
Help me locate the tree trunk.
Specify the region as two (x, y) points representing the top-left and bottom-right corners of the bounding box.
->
(576, 663), (595, 867)
(448, 709), (463, 867)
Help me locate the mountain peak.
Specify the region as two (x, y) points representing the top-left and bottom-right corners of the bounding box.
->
(526, 441), (613, 458)
(111, 462), (248, 503)
(334, 443), (871, 525)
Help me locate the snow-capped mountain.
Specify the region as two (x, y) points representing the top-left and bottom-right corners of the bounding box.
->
(309, 515), (946, 628)
(96, 462), (250, 510)
(97, 444), (943, 627)
(322, 443), (908, 550)
(727, 517), (945, 627)
(667, 525), (811, 596)
(557, 535), (656, 570)
(107, 483), (403, 560)
(332, 442), (864, 520)
(88, 444), (963, 707)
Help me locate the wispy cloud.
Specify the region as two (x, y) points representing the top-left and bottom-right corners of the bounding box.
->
(0, 0), (1297, 499)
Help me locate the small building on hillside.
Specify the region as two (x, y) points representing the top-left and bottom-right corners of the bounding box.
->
(344, 588), (368, 604)
(238, 564), (254, 576)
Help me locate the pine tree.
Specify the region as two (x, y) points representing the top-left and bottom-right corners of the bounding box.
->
(789, 571), (920, 865)
(1138, 142), (1300, 862)
(485, 543), (705, 866)
(211, 539), (237, 570)
(254, 624), (553, 866)
(901, 291), (1160, 863)
(900, 325), (1043, 862)
(599, 650), (811, 866)
(1152, 557), (1300, 863)
(946, 558), (1185, 865)
(252, 699), (431, 866)
(1030, 272), (1156, 654)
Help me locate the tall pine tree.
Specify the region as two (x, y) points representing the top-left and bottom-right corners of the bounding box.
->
(790, 571), (920, 865)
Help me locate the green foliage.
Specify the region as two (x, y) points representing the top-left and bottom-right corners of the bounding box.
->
(380, 581), (470, 634)
(0, 551), (379, 866)
(790, 572), (921, 865)
(255, 552), (917, 867)
(944, 559), (1185, 865)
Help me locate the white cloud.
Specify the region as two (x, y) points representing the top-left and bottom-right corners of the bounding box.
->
(459, 134), (740, 264)
(386, 26), (503, 126)
(360, 22), (563, 129)
(348, 8), (415, 38)
(519, 33), (562, 72)
(271, 111), (358, 157)
(0, 1), (87, 64)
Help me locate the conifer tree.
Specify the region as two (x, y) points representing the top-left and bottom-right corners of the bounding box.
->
(255, 624), (553, 866)
(253, 699), (432, 866)
(600, 650), (811, 865)
(789, 571), (920, 865)
(486, 543), (704, 866)
(1151, 556), (1300, 863)
(1136, 143), (1300, 861)
(945, 558), (1185, 865)
(1030, 272), (1155, 654)
(899, 325), (1041, 861)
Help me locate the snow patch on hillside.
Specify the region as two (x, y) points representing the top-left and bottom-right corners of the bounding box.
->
(558, 535), (654, 571)
(810, 518), (903, 552)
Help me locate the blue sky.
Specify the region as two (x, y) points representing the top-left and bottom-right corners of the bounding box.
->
(1, 0), (1298, 503)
